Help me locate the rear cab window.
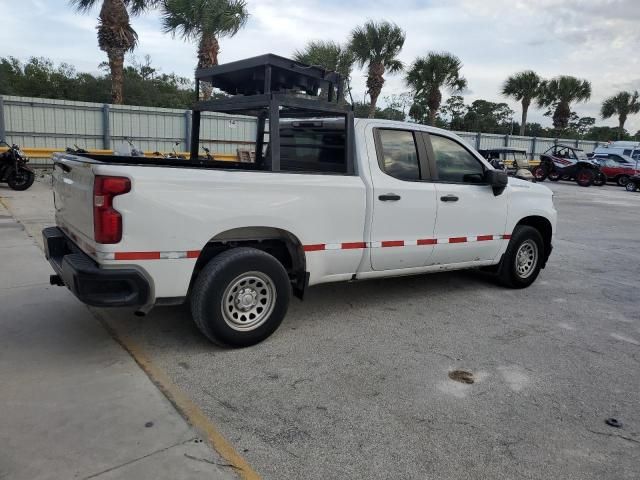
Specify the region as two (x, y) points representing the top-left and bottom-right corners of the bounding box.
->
(375, 129), (422, 180)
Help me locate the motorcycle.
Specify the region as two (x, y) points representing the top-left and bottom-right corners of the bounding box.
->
(0, 140), (35, 191)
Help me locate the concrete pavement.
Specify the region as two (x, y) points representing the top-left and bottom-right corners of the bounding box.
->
(0, 184), (239, 480)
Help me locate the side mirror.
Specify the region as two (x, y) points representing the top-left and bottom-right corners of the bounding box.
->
(485, 169), (508, 195)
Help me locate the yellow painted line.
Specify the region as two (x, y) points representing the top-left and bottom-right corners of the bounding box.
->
(90, 309), (261, 480)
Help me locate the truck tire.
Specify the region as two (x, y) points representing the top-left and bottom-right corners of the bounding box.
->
(190, 247), (291, 347)
(497, 226), (544, 289)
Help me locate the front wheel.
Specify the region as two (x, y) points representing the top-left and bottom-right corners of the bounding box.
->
(532, 166), (547, 182)
(575, 169), (594, 187)
(8, 169), (35, 191)
(497, 226), (544, 289)
(190, 247), (291, 347)
(626, 181), (638, 192)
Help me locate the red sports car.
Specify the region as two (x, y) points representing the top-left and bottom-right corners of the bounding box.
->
(592, 154), (640, 186)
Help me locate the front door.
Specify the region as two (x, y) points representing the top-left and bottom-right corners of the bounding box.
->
(426, 133), (509, 266)
(368, 127), (438, 271)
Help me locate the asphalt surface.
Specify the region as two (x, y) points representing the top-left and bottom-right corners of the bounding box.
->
(8, 179), (640, 479)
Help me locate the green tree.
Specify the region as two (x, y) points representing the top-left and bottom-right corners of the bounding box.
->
(70, 0), (160, 104)
(463, 100), (514, 133)
(406, 52), (467, 126)
(600, 91), (640, 140)
(349, 21), (405, 118)
(162, 0), (249, 99)
(501, 70), (544, 136)
(293, 40), (355, 102)
(569, 116), (595, 138)
(440, 95), (466, 129)
(352, 102), (404, 120)
(538, 75), (591, 130)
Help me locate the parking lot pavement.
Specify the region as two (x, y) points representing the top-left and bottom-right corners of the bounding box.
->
(4, 179), (640, 479)
(0, 190), (238, 480)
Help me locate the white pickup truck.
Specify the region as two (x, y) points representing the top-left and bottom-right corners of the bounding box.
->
(44, 118), (556, 347)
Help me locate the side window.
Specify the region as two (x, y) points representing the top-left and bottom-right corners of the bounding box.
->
(430, 134), (485, 183)
(623, 149), (632, 156)
(377, 129), (421, 180)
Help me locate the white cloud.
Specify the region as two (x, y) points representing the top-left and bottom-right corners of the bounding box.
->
(1, 0), (639, 132)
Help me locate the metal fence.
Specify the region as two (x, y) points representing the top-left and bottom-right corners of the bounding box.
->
(0, 95), (256, 165)
(0, 95), (604, 166)
(454, 131), (602, 159)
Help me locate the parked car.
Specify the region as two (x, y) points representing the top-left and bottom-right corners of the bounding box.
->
(592, 154), (640, 186)
(478, 147), (535, 181)
(42, 54), (557, 347)
(532, 144), (603, 187)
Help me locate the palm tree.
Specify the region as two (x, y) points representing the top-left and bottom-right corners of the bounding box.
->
(349, 21), (405, 118)
(538, 76), (591, 130)
(161, 0), (248, 99)
(501, 71), (543, 136)
(601, 91), (640, 140)
(70, 0), (159, 104)
(405, 52), (467, 126)
(293, 40), (355, 102)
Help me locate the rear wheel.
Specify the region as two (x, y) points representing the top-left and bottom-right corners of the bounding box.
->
(575, 169), (594, 187)
(7, 169), (35, 191)
(532, 166), (547, 182)
(626, 181), (637, 192)
(497, 226), (544, 289)
(617, 175), (630, 187)
(190, 247), (291, 347)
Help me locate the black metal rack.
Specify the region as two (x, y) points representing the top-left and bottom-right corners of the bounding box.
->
(190, 54), (355, 174)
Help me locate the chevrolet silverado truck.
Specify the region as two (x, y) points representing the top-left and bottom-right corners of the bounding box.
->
(43, 55), (557, 347)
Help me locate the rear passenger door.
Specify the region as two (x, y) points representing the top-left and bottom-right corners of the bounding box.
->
(369, 128), (438, 271)
(425, 133), (509, 265)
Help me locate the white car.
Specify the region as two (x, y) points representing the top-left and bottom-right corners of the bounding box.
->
(44, 119), (557, 347)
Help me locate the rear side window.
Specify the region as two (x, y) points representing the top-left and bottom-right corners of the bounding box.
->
(377, 129), (421, 180)
(623, 149), (632, 156)
(430, 134), (485, 183)
(279, 127), (346, 174)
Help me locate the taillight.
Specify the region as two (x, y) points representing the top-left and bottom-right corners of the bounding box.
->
(94, 175), (131, 244)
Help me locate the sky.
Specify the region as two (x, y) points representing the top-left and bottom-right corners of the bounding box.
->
(1, 0), (639, 132)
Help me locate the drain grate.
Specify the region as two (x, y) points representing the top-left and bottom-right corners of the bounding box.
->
(449, 370), (474, 384)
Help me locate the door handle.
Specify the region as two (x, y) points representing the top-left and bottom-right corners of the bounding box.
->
(440, 194), (459, 202)
(378, 193), (401, 201)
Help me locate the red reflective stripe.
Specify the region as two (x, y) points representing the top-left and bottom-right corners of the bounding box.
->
(417, 238), (437, 245)
(114, 251), (161, 260)
(477, 235), (494, 242)
(381, 240), (404, 248)
(449, 237), (467, 244)
(187, 250), (201, 259)
(341, 242), (367, 250)
(304, 244), (326, 252)
(503, 234), (512, 240)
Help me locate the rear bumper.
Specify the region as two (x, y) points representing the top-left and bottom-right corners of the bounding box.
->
(43, 227), (150, 307)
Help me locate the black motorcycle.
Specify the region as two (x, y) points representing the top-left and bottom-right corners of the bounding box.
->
(0, 141), (35, 191)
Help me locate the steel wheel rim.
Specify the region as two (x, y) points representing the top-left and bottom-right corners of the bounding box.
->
(515, 240), (538, 279)
(221, 271), (276, 332)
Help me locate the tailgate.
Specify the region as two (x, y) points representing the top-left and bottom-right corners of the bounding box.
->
(52, 154), (96, 247)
